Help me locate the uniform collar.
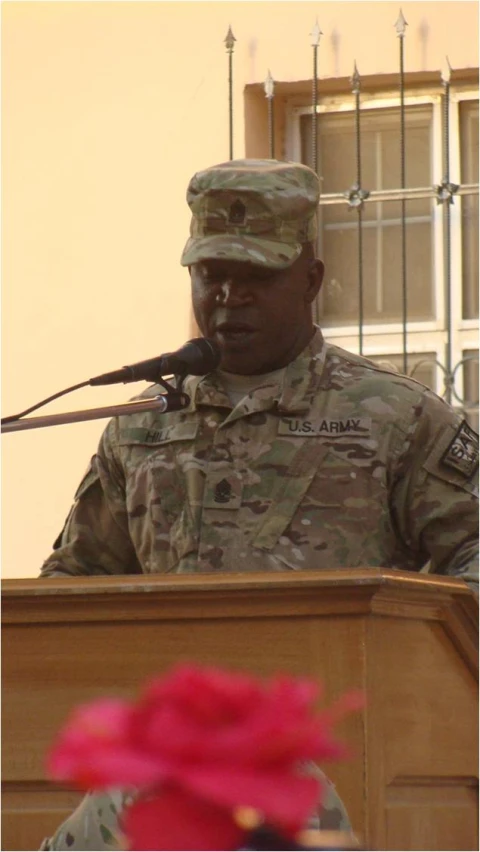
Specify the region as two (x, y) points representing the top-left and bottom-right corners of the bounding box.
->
(185, 327), (327, 419)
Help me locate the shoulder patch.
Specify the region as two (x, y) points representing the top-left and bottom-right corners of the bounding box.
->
(441, 420), (479, 478)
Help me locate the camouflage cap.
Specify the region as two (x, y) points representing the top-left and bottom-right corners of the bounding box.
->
(180, 159), (320, 270)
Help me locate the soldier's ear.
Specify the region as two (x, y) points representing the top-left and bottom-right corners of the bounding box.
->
(305, 259), (324, 303)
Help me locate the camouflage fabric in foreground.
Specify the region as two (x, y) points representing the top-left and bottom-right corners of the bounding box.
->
(39, 768), (352, 851)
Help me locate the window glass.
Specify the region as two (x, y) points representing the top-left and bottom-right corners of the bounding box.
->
(301, 106), (431, 209)
(317, 200), (434, 325)
(460, 100), (479, 320)
(301, 107), (434, 325)
(367, 352), (437, 391)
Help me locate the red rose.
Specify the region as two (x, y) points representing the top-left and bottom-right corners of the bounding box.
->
(48, 665), (362, 850)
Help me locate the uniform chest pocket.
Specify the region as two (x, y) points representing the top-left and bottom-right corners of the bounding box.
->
(119, 421), (200, 522)
(307, 441), (386, 503)
(252, 440), (386, 551)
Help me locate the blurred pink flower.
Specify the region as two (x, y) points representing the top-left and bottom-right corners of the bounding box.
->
(122, 785), (245, 851)
(48, 665), (363, 850)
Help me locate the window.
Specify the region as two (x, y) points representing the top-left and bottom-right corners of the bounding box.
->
(288, 84), (479, 419)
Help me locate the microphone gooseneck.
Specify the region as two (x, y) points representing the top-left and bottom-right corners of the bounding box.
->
(88, 338), (221, 386)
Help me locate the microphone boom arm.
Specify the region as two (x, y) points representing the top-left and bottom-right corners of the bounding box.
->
(1, 393), (190, 434)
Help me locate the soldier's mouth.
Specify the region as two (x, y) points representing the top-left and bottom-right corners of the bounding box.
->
(214, 323), (258, 345)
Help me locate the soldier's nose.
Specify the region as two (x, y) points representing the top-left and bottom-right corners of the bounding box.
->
(216, 281), (252, 307)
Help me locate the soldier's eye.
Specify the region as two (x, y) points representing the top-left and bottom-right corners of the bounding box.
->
(251, 269), (276, 283)
(200, 265), (225, 283)
(203, 275), (223, 286)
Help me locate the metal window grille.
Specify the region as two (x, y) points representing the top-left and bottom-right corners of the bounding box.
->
(224, 18), (479, 426)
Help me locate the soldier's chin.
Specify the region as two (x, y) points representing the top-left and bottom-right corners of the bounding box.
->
(219, 347), (260, 375)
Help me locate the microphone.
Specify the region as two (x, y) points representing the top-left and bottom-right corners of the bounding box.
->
(89, 338), (221, 386)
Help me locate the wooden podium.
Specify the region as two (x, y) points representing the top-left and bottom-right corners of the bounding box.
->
(2, 569), (478, 852)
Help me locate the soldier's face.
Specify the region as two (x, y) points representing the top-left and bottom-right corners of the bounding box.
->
(190, 249), (324, 374)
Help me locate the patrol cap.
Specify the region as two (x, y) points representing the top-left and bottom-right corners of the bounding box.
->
(180, 158), (320, 270)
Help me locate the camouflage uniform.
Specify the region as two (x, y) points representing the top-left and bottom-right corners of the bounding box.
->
(40, 160), (478, 586)
(40, 327), (478, 588)
(40, 768), (352, 850)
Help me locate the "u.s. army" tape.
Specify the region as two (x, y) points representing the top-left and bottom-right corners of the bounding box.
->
(278, 417), (371, 437)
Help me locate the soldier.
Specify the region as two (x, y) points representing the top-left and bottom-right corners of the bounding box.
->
(40, 158), (479, 590)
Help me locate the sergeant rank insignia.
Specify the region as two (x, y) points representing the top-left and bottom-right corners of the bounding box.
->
(214, 478), (233, 504)
(441, 420), (479, 478)
(228, 199), (247, 226)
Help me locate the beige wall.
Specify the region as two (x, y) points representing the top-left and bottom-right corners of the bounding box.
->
(2, 1), (478, 579)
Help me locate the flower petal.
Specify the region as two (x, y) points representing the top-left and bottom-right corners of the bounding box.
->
(177, 766), (321, 833)
(122, 787), (245, 851)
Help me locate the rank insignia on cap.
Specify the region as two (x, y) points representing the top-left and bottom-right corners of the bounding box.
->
(228, 199), (247, 225)
(441, 420), (479, 478)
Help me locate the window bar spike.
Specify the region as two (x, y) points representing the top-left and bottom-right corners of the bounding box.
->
(310, 19), (322, 47)
(264, 69), (275, 99)
(224, 25), (236, 52)
(398, 11), (408, 374)
(441, 55), (452, 85)
(394, 8), (408, 38)
(264, 70), (275, 159)
(224, 26), (236, 159)
(351, 61), (361, 95)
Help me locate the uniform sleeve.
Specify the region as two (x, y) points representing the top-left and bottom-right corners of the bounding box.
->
(295, 761), (352, 832)
(40, 419), (142, 577)
(390, 391), (479, 593)
(39, 790), (132, 850)
(309, 766), (352, 832)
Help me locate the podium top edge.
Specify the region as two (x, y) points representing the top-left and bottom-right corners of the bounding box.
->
(1, 567), (473, 598)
